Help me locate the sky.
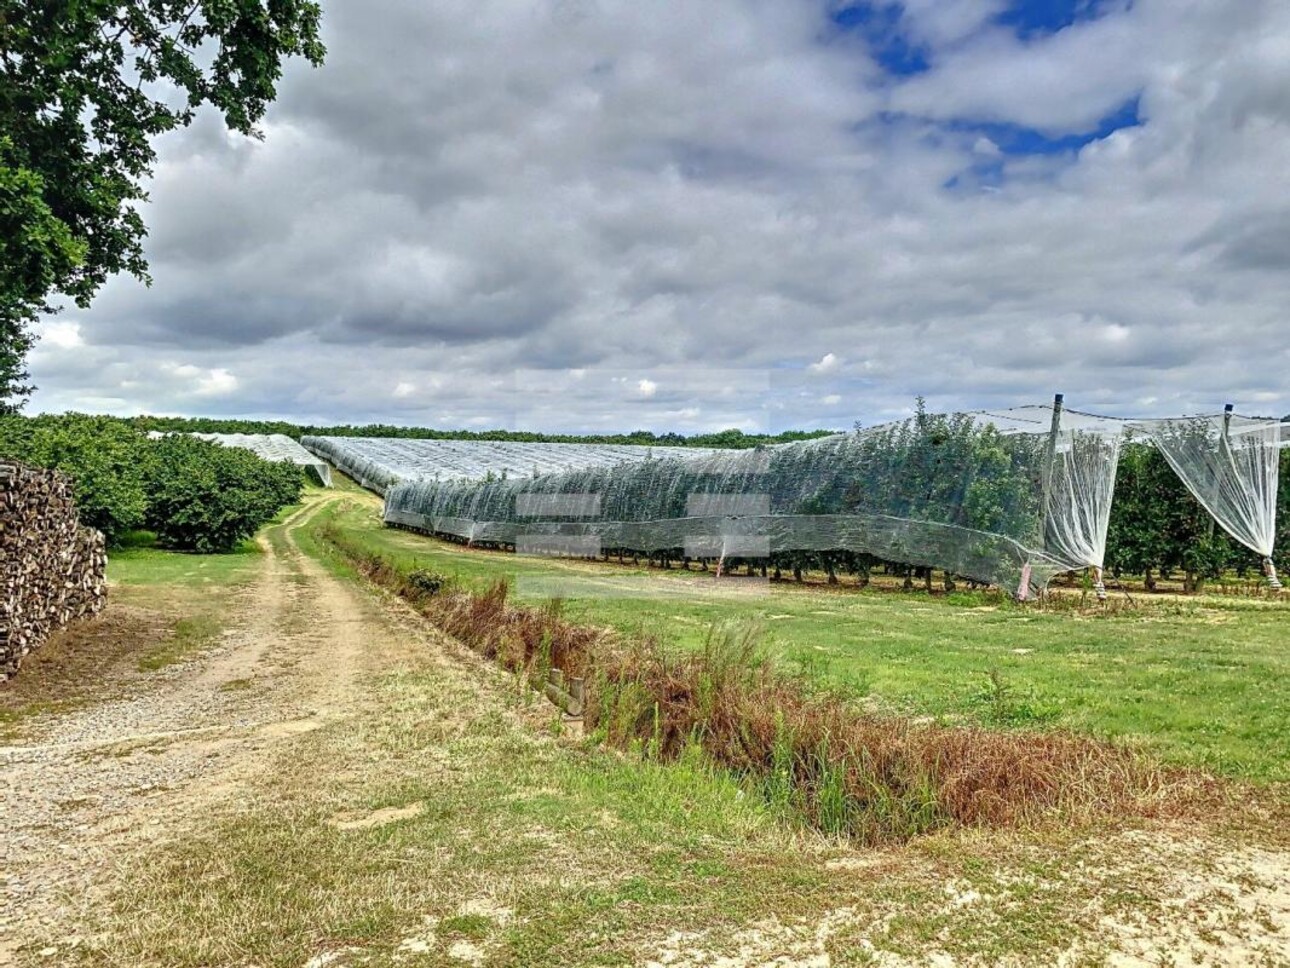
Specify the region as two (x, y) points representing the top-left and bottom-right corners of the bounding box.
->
(28, 0), (1290, 433)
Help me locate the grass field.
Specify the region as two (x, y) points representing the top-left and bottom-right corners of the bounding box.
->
(309, 495), (1290, 783)
(109, 533), (264, 671)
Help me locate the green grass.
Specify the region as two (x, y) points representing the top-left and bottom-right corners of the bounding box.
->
(309, 499), (1290, 782)
(108, 537), (262, 588)
(108, 535), (262, 671)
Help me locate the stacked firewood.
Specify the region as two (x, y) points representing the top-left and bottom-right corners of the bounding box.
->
(0, 461), (107, 680)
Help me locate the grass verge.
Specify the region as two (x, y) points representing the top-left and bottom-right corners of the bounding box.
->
(310, 497), (1290, 782)
(313, 514), (1204, 845)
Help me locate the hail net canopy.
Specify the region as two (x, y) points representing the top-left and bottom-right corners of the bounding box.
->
(300, 437), (718, 495)
(377, 403), (1283, 596)
(157, 433), (334, 486)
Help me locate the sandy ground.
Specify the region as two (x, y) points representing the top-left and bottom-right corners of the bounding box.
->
(0, 496), (408, 963)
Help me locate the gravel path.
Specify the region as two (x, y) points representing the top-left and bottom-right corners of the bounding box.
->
(0, 496), (382, 962)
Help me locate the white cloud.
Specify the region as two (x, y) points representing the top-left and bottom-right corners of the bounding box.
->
(40, 322), (85, 350)
(898, 0), (1009, 48)
(889, 5), (1147, 133)
(393, 381), (416, 398)
(808, 353), (841, 375)
(196, 368), (239, 397)
(158, 363), (240, 399)
(636, 378), (658, 399)
(972, 136), (1002, 157)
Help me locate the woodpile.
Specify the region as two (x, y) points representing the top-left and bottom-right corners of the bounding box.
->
(0, 461), (107, 681)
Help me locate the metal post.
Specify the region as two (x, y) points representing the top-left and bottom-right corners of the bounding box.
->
(1038, 393), (1064, 552)
(1208, 404), (1233, 541)
(1024, 394), (1063, 602)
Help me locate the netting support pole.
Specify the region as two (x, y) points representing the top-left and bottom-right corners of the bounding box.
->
(1028, 393), (1064, 602)
(1039, 393), (1064, 545)
(1207, 403), (1234, 541)
(1264, 558), (1282, 591)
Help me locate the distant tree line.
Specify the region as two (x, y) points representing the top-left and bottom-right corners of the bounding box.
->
(125, 415), (837, 450)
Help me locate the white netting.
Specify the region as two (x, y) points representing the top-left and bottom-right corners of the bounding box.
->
(300, 436), (720, 495)
(965, 405), (1125, 576)
(383, 405), (1130, 596)
(377, 403), (1283, 596)
(1132, 414), (1282, 559)
(1047, 425), (1124, 575)
(163, 433), (333, 486)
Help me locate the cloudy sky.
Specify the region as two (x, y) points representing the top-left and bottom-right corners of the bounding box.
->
(29, 0), (1290, 432)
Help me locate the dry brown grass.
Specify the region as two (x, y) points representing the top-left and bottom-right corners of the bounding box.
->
(325, 527), (1210, 844)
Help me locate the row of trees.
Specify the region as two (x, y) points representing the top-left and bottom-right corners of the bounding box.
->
(1, 410), (1284, 581)
(0, 414), (303, 552)
(387, 405), (1288, 592)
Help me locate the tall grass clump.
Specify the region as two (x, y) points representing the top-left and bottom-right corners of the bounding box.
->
(319, 522), (1198, 844)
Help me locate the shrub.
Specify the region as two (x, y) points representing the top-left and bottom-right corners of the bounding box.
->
(0, 413), (150, 543)
(406, 568), (449, 596)
(143, 435), (303, 552)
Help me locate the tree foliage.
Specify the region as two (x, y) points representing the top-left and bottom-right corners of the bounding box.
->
(0, 0), (325, 406)
(0, 140), (88, 408)
(0, 412), (302, 551)
(1103, 442), (1276, 590)
(0, 412), (148, 541)
(143, 434), (302, 552)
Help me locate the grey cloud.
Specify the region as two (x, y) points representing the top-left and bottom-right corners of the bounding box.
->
(1190, 212), (1290, 272)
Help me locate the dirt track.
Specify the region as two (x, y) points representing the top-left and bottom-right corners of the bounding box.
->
(0, 494), (419, 962)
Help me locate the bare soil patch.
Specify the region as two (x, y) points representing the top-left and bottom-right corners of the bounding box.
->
(0, 606), (170, 735)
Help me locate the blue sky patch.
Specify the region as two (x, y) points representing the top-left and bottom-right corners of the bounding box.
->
(833, 2), (1124, 77)
(950, 96), (1141, 156)
(941, 96), (1140, 190)
(994, 0), (1114, 39)
(830, 4), (930, 76)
